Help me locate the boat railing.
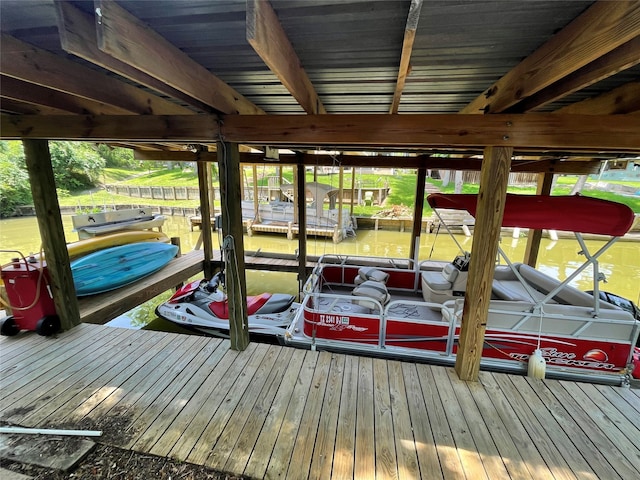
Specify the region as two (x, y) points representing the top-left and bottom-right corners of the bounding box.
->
(316, 254), (417, 271)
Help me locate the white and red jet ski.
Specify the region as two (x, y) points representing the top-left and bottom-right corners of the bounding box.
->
(156, 271), (299, 338)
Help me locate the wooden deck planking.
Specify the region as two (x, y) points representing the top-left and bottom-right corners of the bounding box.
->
(1, 324), (639, 480)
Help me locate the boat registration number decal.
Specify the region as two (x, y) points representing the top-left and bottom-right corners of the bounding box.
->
(319, 314), (350, 325)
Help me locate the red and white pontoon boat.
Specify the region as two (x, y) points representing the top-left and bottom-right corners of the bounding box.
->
(286, 194), (640, 385)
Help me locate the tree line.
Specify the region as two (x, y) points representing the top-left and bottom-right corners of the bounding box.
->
(0, 141), (136, 217)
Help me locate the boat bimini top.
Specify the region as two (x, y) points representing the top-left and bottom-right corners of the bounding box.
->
(426, 193), (636, 318)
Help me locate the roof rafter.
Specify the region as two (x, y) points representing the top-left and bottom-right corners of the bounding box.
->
(555, 81), (640, 115)
(54, 0), (210, 114)
(3, 113), (639, 151)
(0, 74), (130, 115)
(95, 0), (263, 115)
(0, 34), (189, 115)
(461, 0), (640, 114)
(389, 0), (423, 114)
(247, 0), (325, 114)
(508, 37), (640, 113)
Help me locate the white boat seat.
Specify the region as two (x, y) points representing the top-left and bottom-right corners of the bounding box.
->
(352, 280), (391, 307)
(421, 263), (458, 291)
(517, 263), (618, 309)
(354, 267), (389, 285)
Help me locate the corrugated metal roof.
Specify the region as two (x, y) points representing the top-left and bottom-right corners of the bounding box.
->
(0, 0), (636, 119)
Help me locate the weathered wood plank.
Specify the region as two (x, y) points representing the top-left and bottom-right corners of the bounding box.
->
(131, 338), (227, 453)
(307, 353), (345, 480)
(0, 327), (109, 407)
(449, 369), (530, 479)
(477, 372), (557, 480)
(17, 327), (171, 426)
(555, 380), (640, 473)
(285, 351), (332, 479)
(117, 336), (213, 445)
(590, 383), (640, 429)
(223, 348), (302, 474)
(372, 358), (397, 480)
(263, 351), (318, 479)
(430, 367), (488, 479)
(1, 328), (130, 424)
(56, 334), (182, 422)
(206, 346), (293, 469)
(331, 354), (358, 478)
(387, 361), (420, 480)
(490, 373), (580, 480)
(150, 344), (239, 458)
(169, 344), (258, 461)
(242, 349), (309, 477)
(509, 376), (602, 479)
(354, 357), (375, 479)
(401, 363), (444, 480)
(187, 343), (271, 465)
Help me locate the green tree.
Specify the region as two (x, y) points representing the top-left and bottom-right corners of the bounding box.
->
(95, 143), (136, 168)
(49, 141), (105, 191)
(0, 141), (31, 217)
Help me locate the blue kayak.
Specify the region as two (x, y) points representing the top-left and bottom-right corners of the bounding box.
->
(71, 242), (179, 296)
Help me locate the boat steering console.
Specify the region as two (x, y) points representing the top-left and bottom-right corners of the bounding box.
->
(452, 252), (470, 272)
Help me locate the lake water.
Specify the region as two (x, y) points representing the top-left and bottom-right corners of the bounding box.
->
(1, 215), (638, 330)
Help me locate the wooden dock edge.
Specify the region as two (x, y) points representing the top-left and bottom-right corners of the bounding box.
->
(78, 250), (205, 325)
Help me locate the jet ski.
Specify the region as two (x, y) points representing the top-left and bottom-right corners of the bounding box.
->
(155, 271), (299, 338)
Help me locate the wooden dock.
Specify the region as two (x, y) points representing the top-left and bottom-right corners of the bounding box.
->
(1, 324), (638, 479)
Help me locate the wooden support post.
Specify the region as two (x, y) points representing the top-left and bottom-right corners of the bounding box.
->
(524, 172), (554, 267)
(22, 139), (79, 331)
(337, 166), (344, 242)
(196, 160), (214, 279)
(296, 160), (308, 289)
(350, 167), (356, 217)
(293, 165), (299, 224)
(455, 146), (512, 381)
(410, 167), (427, 263)
(252, 164), (259, 221)
(218, 141), (250, 351)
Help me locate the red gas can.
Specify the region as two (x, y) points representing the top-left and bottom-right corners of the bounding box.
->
(0, 252), (60, 336)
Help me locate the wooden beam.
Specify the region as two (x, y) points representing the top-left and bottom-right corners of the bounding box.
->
(95, 0), (263, 115)
(409, 167), (427, 262)
(22, 140), (80, 331)
(0, 75), (126, 115)
(3, 114), (639, 151)
(196, 160), (214, 279)
(1, 97), (69, 116)
(0, 34), (187, 115)
(217, 141), (250, 351)
(247, 0), (325, 114)
(555, 81), (640, 115)
(54, 0), (205, 114)
(455, 146), (513, 381)
(523, 172), (555, 268)
(390, 0), (423, 114)
(296, 160), (308, 286)
(132, 149), (602, 173)
(461, 1), (640, 114)
(508, 37), (640, 113)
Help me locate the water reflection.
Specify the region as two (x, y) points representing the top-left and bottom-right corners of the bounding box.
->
(1, 215), (638, 330)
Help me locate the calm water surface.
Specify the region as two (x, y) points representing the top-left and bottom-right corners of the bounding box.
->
(1, 215), (638, 329)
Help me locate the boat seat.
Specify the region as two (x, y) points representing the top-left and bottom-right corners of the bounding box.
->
(354, 267), (389, 285)
(517, 263), (618, 309)
(421, 263), (458, 291)
(352, 280), (391, 308)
